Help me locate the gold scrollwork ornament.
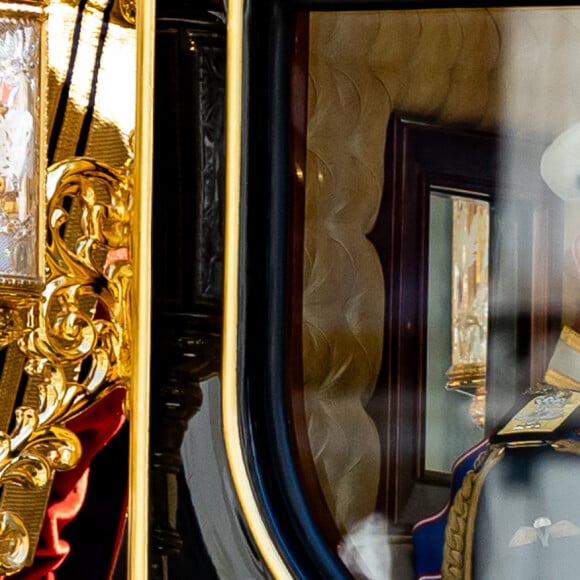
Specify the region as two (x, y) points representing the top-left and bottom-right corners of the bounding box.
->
(0, 157), (133, 575)
(0, 511), (28, 572)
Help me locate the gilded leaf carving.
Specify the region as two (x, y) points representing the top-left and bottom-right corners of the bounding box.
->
(0, 156), (132, 575)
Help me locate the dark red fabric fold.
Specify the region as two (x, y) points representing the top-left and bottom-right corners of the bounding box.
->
(9, 386), (127, 580)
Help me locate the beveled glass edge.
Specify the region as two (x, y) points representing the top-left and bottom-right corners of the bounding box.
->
(128, 0), (154, 577)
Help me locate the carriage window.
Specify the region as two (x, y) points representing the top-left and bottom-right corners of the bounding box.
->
(288, 7), (580, 577)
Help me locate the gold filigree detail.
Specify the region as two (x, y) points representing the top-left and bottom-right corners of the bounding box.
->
(0, 157), (132, 575)
(0, 306), (26, 349)
(118, 0), (135, 25)
(24, 158), (133, 418)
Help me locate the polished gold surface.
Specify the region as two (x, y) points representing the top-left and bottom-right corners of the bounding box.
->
(46, 0), (136, 167)
(0, 3), (46, 14)
(0, 0), (144, 574)
(0, 156), (132, 575)
(222, 1), (293, 578)
(128, 0), (154, 577)
(469, 385), (487, 428)
(445, 363), (487, 390)
(118, 0), (135, 26)
(2, 1), (47, 8)
(0, 511), (28, 572)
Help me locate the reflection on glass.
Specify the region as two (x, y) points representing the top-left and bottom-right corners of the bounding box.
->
(447, 197), (489, 389)
(301, 7), (579, 579)
(0, 19), (40, 281)
(447, 197), (490, 426)
(426, 192), (485, 474)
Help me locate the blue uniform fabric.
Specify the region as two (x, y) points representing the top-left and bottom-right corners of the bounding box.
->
(412, 438), (489, 579)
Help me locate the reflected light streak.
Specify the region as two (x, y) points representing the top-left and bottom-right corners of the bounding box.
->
(47, 2), (136, 144)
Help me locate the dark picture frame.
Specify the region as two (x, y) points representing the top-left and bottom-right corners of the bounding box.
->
(367, 113), (562, 527)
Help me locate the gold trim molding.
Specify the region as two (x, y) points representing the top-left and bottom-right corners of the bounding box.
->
(222, 1), (293, 579)
(128, 0), (154, 577)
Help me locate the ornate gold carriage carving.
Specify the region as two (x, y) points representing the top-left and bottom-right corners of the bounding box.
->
(0, 156), (132, 575)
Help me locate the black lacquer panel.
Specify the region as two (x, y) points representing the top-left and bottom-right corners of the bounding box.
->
(150, 2), (229, 578)
(152, 12), (225, 314)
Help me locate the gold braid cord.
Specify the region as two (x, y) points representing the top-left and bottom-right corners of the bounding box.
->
(0, 157), (132, 575)
(441, 446), (505, 580)
(442, 441), (580, 579)
(442, 469), (477, 579)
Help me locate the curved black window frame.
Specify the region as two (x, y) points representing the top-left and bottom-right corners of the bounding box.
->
(238, 1), (580, 578)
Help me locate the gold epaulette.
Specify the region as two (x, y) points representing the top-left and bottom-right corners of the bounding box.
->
(498, 326), (580, 437)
